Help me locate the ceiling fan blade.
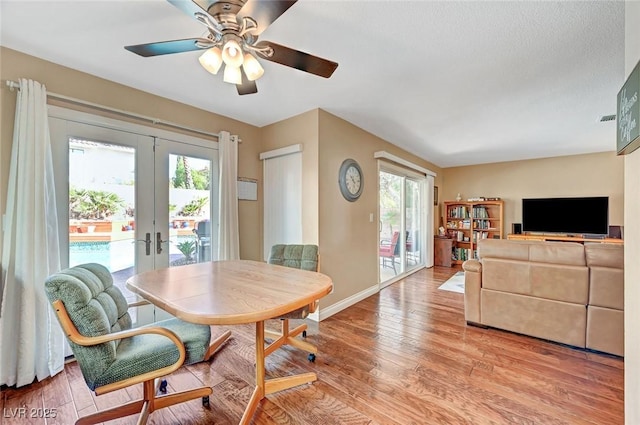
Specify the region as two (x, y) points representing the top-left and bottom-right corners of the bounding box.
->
(237, 80), (258, 95)
(125, 38), (208, 57)
(236, 67), (258, 95)
(239, 0), (297, 35)
(256, 41), (338, 78)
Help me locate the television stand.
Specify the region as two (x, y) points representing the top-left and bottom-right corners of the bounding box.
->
(507, 233), (623, 245)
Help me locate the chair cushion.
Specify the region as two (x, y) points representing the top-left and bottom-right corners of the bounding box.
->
(45, 263), (132, 389)
(46, 263), (211, 391)
(268, 244), (318, 271)
(268, 244), (318, 320)
(93, 318), (211, 390)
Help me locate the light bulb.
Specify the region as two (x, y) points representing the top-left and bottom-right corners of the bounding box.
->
(242, 53), (264, 81)
(222, 40), (243, 68)
(198, 47), (222, 75)
(223, 64), (242, 85)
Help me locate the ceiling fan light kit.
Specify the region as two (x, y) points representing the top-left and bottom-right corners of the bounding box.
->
(221, 39), (244, 67)
(198, 47), (223, 74)
(125, 0), (338, 95)
(223, 62), (243, 84)
(242, 53), (264, 81)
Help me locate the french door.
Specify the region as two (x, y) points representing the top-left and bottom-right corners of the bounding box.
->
(49, 108), (218, 326)
(378, 164), (426, 287)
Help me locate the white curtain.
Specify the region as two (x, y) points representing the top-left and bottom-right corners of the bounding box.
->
(218, 131), (240, 260)
(0, 79), (64, 387)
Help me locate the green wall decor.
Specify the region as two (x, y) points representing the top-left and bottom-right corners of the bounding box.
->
(618, 59), (640, 155)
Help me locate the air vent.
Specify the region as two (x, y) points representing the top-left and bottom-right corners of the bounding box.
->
(600, 114), (616, 122)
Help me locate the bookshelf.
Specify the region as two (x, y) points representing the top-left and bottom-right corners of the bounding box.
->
(444, 200), (504, 264)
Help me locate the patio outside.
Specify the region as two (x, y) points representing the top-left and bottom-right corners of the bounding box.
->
(68, 138), (212, 302)
(379, 171), (421, 282)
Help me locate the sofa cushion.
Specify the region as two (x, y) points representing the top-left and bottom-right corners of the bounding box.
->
(585, 244), (624, 310)
(481, 289), (587, 348)
(585, 243), (624, 269)
(482, 258), (530, 294)
(589, 267), (624, 310)
(530, 263), (589, 304)
(482, 259), (589, 304)
(587, 306), (624, 356)
(478, 239), (530, 261)
(529, 242), (586, 266)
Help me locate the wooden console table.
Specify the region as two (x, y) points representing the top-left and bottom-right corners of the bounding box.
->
(507, 233), (623, 245)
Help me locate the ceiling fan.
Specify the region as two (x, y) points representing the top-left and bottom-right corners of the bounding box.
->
(125, 0), (338, 95)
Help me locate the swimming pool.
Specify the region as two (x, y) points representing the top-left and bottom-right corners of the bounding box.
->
(70, 240), (135, 272)
(69, 235), (197, 272)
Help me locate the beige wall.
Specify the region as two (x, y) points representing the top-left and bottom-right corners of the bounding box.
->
(260, 108), (443, 308)
(1, 46), (445, 317)
(442, 152), (624, 236)
(0, 47), (263, 261)
(625, 2), (640, 423)
(317, 110), (442, 307)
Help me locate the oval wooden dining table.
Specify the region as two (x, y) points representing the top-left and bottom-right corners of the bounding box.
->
(126, 260), (333, 424)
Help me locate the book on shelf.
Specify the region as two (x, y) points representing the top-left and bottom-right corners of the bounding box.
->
(472, 231), (489, 242)
(448, 206), (470, 218)
(474, 219), (492, 229)
(452, 247), (474, 262)
(472, 207), (489, 218)
(447, 219), (471, 229)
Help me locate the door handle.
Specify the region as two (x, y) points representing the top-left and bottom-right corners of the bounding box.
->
(134, 232), (152, 256)
(157, 232), (168, 254)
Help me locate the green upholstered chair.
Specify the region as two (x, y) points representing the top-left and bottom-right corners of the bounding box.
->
(44, 263), (230, 425)
(266, 244), (320, 362)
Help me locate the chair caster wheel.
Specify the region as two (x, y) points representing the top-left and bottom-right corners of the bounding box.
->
(159, 379), (168, 393)
(308, 353), (316, 362)
(202, 396), (210, 407)
(302, 330), (307, 338)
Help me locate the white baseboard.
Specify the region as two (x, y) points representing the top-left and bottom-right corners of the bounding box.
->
(308, 284), (379, 322)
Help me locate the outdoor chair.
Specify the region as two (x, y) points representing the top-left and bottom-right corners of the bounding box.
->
(380, 231), (400, 273)
(266, 244), (320, 362)
(407, 230), (420, 264)
(44, 263), (231, 425)
(193, 219), (211, 262)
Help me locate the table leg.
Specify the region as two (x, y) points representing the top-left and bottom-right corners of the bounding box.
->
(238, 320), (319, 424)
(239, 321), (266, 425)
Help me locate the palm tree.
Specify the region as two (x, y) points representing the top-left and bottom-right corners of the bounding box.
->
(69, 188), (125, 220)
(173, 156), (195, 189)
(183, 156), (194, 189)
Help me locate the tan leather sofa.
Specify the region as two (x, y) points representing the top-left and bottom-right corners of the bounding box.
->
(463, 239), (624, 356)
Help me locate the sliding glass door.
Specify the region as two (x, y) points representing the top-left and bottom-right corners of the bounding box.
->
(405, 178), (422, 268)
(379, 165), (426, 287)
(379, 172), (403, 281)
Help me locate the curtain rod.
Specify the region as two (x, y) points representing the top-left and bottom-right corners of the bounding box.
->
(5, 80), (223, 141)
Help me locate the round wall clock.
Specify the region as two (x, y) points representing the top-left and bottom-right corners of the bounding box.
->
(338, 159), (363, 202)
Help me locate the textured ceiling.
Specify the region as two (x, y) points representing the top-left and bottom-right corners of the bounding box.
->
(0, 1), (625, 167)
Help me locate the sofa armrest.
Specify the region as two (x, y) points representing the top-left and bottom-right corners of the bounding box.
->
(463, 259), (482, 273)
(463, 259), (482, 324)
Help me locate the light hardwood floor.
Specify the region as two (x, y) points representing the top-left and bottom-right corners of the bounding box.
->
(1, 266), (624, 424)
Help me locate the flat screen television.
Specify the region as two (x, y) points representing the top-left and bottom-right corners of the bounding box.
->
(522, 197), (609, 235)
